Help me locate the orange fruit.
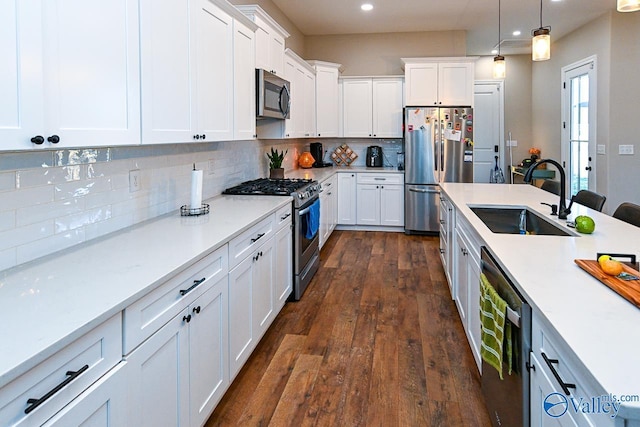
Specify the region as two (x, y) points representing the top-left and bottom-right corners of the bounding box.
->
(601, 259), (623, 276)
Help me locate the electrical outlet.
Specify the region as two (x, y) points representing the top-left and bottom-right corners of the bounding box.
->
(208, 159), (215, 175)
(619, 145), (634, 155)
(597, 144), (606, 155)
(129, 169), (141, 192)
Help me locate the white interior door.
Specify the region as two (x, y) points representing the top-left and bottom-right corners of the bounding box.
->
(473, 81), (504, 183)
(562, 57), (597, 196)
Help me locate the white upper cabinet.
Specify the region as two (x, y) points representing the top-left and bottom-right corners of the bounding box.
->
(403, 58), (476, 107)
(140, 0), (256, 144)
(233, 20), (256, 140)
(1, 0), (140, 150)
(284, 49), (315, 139)
(309, 61), (341, 138)
(342, 77), (403, 138)
(236, 5), (289, 77)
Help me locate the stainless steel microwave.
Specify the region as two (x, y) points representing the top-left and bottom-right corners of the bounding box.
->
(256, 69), (290, 120)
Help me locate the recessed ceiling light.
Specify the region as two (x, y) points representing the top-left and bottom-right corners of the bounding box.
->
(513, 30), (521, 36)
(491, 49), (498, 55)
(361, 3), (373, 11)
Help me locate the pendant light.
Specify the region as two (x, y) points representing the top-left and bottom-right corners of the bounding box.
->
(617, 0), (640, 12)
(531, 0), (551, 61)
(493, 0), (506, 78)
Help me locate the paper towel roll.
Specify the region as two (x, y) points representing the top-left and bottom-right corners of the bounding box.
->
(190, 168), (203, 209)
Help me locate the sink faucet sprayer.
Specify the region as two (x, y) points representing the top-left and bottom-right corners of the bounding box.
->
(523, 158), (571, 220)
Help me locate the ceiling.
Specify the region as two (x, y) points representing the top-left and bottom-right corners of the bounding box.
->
(270, 0), (616, 55)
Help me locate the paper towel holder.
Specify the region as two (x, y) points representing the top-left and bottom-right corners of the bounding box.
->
(180, 203), (210, 216)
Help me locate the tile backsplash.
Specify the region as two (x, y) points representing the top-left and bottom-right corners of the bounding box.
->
(0, 138), (401, 272)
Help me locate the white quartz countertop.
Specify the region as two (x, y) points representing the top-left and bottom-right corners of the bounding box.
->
(286, 166), (403, 183)
(0, 195), (291, 386)
(440, 183), (640, 416)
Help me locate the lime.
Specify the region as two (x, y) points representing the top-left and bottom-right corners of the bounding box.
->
(575, 215), (595, 234)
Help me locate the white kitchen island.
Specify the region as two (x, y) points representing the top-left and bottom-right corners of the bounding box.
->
(441, 182), (640, 425)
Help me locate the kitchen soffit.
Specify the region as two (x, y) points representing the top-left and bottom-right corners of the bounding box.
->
(269, 0), (616, 55)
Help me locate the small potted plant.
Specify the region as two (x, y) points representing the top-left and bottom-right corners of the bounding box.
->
(266, 147), (287, 179)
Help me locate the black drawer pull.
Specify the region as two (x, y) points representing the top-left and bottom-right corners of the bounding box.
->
(280, 213), (291, 221)
(251, 233), (265, 243)
(25, 364), (89, 414)
(180, 277), (206, 296)
(541, 352), (576, 395)
(193, 306), (201, 314)
(183, 314), (191, 323)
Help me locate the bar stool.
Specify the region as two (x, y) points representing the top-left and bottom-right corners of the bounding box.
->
(612, 202), (640, 227)
(541, 180), (561, 196)
(570, 190), (606, 212)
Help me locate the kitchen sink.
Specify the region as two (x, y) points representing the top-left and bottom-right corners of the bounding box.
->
(468, 205), (576, 236)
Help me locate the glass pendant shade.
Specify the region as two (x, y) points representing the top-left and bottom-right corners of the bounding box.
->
(493, 56), (506, 78)
(617, 0), (640, 12)
(532, 28), (551, 61)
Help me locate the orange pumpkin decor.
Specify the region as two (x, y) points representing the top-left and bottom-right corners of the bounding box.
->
(298, 152), (315, 168)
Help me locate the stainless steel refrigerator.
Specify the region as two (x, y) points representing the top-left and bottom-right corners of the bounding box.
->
(404, 107), (474, 233)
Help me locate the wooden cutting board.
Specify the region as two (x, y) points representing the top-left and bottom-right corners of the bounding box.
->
(574, 259), (640, 308)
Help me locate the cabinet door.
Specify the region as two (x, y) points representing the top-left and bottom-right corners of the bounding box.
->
(283, 57), (300, 138)
(454, 228), (469, 325)
(234, 20), (256, 140)
(189, 275), (229, 427)
(253, 238), (275, 340)
(372, 79), (404, 138)
(253, 18), (270, 71)
(42, 363), (127, 427)
(438, 62), (474, 106)
(379, 185), (404, 226)
(466, 247), (482, 371)
(126, 310), (190, 427)
(195, 0), (233, 141)
(304, 70), (316, 137)
(228, 255), (254, 379)
(315, 66), (340, 137)
(405, 63), (438, 106)
(342, 79), (373, 137)
(140, 0), (195, 144)
(1, 1), (44, 150)
(337, 173), (357, 225)
(319, 191), (329, 249)
(356, 184), (381, 225)
(268, 33), (285, 76)
(42, 0), (140, 147)
(274, 224), (292, 310)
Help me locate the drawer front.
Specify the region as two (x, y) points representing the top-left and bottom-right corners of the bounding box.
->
(123, 244), (228, 354)
(275, 204), (292, 230)
(0, 314), (122, 427)
(229, 214), (275, 269)
(357, 173), (404, 185)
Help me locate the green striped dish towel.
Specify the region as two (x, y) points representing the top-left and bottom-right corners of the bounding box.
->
(480, 273), (512, 379)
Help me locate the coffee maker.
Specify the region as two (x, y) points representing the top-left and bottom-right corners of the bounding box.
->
(366, 146), (383, 167)
(310, 142), (330, 168)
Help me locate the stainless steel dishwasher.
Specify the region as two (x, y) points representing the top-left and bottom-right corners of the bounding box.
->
(480, 246), (532, 427)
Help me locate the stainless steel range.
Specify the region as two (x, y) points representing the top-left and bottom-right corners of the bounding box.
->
(223, 178), (321, 300)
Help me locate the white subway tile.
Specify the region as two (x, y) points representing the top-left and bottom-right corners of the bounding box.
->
(0, 172), (16, 192)
(17, 198), (85, 227)
(84, 213), (134, 241)
(0, 247), (17, 272)
(0, 220), (54, 252)
(54, 177), (112, 201)
(0, 211), (16, 232)
(0, 186), (54, 212)
(84, 186), (129, 210)
(16, 228), (85, 265)
(55, 207), (112, 233)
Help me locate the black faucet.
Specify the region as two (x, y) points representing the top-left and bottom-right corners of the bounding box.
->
(523, 159), (571, 220)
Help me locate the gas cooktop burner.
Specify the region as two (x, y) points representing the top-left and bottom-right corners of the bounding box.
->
(223, 178), (314, 196)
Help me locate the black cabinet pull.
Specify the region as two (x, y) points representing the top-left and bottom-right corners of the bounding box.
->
(25, 364), (89, 414)
(180, 277), (206, 296)
(541, 352), (576, 395)
(251, 233), (265, 243)
(280, 213), (291, 221)
(47, 135), (60, 144)
(183, 314), (191, 323)
(31, 136), (44, 145)
(192, 306), (201, 314)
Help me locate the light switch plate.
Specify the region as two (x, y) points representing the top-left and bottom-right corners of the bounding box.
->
(507, 140), (518, 147)
(597, 144), (606, 155)
(619, 145), (634, 155)
(208, 159), (215, 175)
(129, 170), (141, 192)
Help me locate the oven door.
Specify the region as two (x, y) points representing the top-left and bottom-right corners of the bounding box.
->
(296, 197), (320, 271)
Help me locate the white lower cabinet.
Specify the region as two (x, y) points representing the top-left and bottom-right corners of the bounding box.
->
(228, 234), (275, 380)
(42, 362), (128, 427)
(355, 173), (404, 227)
(337, 172), (357, 225)
(320, 174), (338, 248)
(439, 195), (454, 296)
(126, 272), (228, 427)
(274, 221), (293, 310)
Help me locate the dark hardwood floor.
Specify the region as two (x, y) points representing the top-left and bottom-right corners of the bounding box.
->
(206, 231), (491, 426)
